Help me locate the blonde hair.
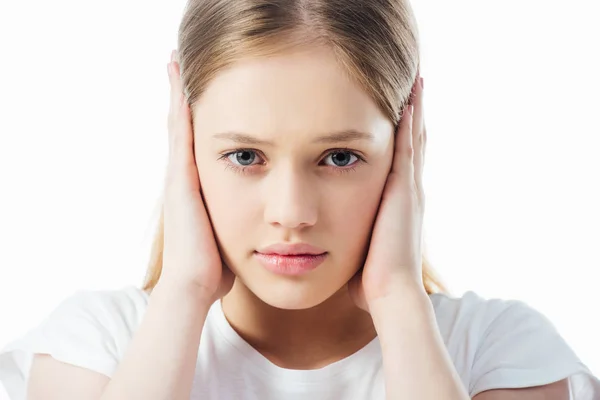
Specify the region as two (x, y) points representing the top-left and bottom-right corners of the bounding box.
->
(143, 0), (448, 295)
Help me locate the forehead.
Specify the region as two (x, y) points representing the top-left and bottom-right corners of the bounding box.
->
(191, 46), (392, 141)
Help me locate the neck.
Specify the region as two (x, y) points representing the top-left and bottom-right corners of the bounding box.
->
(221, 279), (377, 370)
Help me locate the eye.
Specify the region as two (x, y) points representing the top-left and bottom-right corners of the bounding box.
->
(322, 150), (359, 167)
(227, 150), (262, 167)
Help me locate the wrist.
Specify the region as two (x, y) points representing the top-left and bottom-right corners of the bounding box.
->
(368, 282), (434, 333)
(153, 278), (216, 310)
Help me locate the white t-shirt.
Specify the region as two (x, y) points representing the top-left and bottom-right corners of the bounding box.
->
(0, 286), (598, 400)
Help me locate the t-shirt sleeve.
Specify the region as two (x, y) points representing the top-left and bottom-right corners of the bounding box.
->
(0, 286), (147, 400)
(469, 297), (600, 399)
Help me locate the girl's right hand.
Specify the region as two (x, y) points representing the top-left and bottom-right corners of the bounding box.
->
(159, 50), (234, 303)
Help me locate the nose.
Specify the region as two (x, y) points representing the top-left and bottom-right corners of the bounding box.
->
(263, 165), (318, 230)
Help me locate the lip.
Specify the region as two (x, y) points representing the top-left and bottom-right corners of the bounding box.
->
(254, 243), (328, 276)
(253, 252), (328, 276)
(256, 243), (326, 256)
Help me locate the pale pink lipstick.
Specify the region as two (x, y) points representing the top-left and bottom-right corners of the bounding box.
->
(254, 243), (327, 276)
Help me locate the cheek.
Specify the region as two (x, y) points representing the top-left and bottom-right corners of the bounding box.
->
(324, 177), (386, 241)
(195, 154), (260, 246)
(323, 171), (387, 274)
(316, 174), (387, 276)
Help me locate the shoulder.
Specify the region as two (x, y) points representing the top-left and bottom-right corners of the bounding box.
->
(47, 285), (150, 329)
(0, 286), (149, 399)
(35, 285), (150, 348)
(429, 290), (599, 398)
(429, 290), (535, 338)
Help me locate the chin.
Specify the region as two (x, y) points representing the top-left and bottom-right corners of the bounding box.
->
(245, 278), (341, 310)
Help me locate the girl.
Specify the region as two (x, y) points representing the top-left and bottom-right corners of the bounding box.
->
(1, 0), (598, 399)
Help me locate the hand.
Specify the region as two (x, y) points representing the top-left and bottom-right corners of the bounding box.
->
(349, 76), (427, 311)
(158, 50), (234, 303)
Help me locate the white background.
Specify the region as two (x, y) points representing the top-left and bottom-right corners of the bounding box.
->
(0, 0), (598, 397)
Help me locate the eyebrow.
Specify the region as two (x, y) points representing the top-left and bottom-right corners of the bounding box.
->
(212, 130), (374, 146)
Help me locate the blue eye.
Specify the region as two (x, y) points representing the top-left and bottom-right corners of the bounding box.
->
(227, 150), (259, 166)
(323, 151), (359, 167)
(219, 148), (365, 176)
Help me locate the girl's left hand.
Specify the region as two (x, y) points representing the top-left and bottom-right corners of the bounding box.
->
(348, 75), (427, 312)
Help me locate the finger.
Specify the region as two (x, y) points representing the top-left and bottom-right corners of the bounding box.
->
(168, 51), (184, 123)
(166, 53), (197, 192)
(167, 57), (194, 161)
(391, 103), (414, 182)
(412, 76), (423, 154)
(413, 77), (425, 197)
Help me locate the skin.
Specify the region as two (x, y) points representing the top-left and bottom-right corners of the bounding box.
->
(192, 45), (392, 368)
(191, 44), (569, 399)
(25, 48), (569, 400)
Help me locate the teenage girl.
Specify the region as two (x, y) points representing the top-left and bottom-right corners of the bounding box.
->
(1, 1), (598, 399)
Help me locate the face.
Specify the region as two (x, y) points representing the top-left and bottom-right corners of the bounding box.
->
(192, 45), (394, 310)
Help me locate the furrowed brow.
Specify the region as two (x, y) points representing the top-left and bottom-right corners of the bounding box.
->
(212, 132), (274, 146)
(313, 130), (374, 144)
(212, 129), (374, 146)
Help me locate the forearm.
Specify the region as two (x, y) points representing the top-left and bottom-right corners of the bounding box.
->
(371, 285), (470, 400)
(100, 282), (210, 400)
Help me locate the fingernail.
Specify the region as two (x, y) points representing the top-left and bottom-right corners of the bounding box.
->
(420, 77), (424, 89)
(167, 62), (171, 76)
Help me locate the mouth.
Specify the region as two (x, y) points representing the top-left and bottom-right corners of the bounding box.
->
(253, 251), (328, 276)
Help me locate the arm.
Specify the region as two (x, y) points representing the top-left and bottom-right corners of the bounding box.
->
(98, 283), (210, 400)
(28, 355), (109, 400)
(370, 285), (570, 400)
(28, 283), (211, 400)
(473, 379), (569, 400)
(370, 285), (470, 400)
(29, 51), (227, 400)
